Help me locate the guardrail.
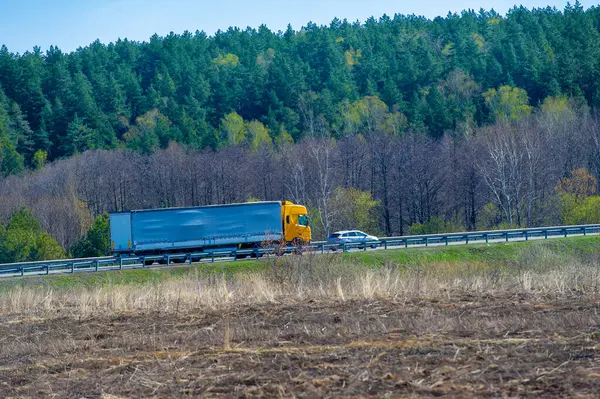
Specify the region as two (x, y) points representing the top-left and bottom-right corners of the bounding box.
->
(1, 224), (599, 278)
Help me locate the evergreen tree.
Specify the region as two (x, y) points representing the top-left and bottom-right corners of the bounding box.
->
(70, 213), (111, 258)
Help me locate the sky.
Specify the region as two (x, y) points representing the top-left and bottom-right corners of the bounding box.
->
(0, 0), (595, 54)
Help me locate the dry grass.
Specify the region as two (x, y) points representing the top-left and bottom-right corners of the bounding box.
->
(2, 248), (600, 317)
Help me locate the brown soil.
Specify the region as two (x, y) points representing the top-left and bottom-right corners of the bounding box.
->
(1, 294), (600, 398)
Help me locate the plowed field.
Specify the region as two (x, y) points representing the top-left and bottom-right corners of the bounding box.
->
(2, 294), (600, 398)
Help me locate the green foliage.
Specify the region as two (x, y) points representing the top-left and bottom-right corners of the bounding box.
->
(478, 202), (503, 230)
(555, 169), (600, 225)
(408, 217), (458, 235)
(0, 132), (24, 176)
(70, 213), (111, 258)
(246, 120), (272, 151)
(558, 194), (600, 225)
(123, 109), (175, 153)
(60, 115), (95, 157)
(32, 149), (47, 169)
(221, 112), (247, 146)
(0, 207), (65, 263)
(0, 5), (598, 162)
(483, 85), (533, 123)
(35, 231), (67, 261)
(212, 53), (240, 66)
(274, 125), (294, 149)
(332, 187), (380, 234)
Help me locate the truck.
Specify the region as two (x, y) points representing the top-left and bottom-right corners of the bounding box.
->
(109, 200), (311, 264)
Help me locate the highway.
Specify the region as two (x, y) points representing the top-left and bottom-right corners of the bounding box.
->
(0, 224), (599, 279)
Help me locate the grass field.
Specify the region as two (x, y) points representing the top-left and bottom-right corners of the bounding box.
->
(3, 235), (600, 293)
(2, 236), (600, 397)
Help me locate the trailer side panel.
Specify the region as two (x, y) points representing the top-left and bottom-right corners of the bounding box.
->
(129, 202), (282, 252)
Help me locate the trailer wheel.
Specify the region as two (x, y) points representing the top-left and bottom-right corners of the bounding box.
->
(144, 259), (154, 266)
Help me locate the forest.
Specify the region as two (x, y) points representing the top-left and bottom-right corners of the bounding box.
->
(0, 2), (600, 261)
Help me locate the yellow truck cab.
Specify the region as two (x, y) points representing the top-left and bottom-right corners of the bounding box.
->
(281, 200), (312, 245)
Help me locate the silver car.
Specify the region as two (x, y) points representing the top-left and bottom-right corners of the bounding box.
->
(327, 230), (379, 250)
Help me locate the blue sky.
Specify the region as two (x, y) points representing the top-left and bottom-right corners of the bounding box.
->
(0, 0), (595, 53)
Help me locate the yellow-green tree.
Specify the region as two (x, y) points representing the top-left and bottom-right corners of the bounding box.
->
(212, 53), (240, 66)
(555, 168), (600, 224)
(331, 187), (380, 234)
(220, 112), (247, 146)
(274, 125), (294, 149)
(32, 149), (47, 170)
(246, 120), (272, 151)
(483, 85), (533, 123)
(342, 96), (406, 136)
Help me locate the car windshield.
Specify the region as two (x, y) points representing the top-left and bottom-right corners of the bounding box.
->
(328, 233), (340, 238)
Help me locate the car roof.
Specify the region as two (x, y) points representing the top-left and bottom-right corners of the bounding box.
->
(331, 230), (364, 234)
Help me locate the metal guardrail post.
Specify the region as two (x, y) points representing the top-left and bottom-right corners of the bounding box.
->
(564, 229), (567, 237)
(46, 265), (49, 275)
(404, 239), (408, 248)
(21, 267), (24, 277)
(425, 238), (428, 247)
(505, 233), (509, 242)
(119, 257), (123, 270)
(485, 233), (488, 243)
(584, 227), (587, 236)
(211, 253), (215, 263)
(465, 235), (469, 244)
(445, 236), (448, 246)
(544, 230), (548, 239)
(525, 231), (528, 241)
(384, 240), (387, 250)
(95, 260), (99, 272)
(71, 262), (74, 273)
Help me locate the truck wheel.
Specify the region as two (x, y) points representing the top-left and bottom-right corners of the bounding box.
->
(144, 259), (154, 266)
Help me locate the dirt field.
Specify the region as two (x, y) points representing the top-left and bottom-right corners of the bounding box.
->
(1, 294), (600, 398)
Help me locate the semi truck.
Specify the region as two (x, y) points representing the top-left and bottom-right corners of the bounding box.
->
(109, 201), (311, 264)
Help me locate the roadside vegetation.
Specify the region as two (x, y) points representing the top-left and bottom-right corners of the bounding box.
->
(2, 236), (599, 315)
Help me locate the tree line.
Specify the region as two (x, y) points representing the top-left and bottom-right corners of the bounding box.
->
(0, 2), (599, 171)
(1, 96), (599, 262)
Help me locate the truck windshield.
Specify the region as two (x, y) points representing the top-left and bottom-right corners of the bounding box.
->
(297, 214), (309, 226)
